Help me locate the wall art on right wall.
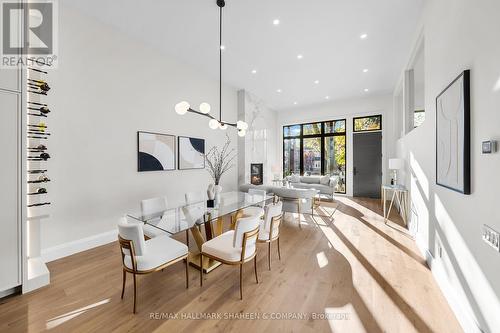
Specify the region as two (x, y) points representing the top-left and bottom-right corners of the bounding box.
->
(435, 70), (471, 194)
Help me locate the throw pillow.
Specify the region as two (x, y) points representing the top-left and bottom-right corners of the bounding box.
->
(290, 174), (301, 183)
(320, 175), (330, 185)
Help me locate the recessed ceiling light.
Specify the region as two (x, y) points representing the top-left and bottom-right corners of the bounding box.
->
(251, 69), (257, 74)
(325, 96), (330, 100)
(364, 88), (369, 92)
(314, 80), (319, 84)
(277, 89), (282, 93)
(273, 19), (280, 25)
(360, 33), (368, 39)
(297, 54), (303, 59)
(293, 101), (298, 105)
(220, 45), (226, 50)
(363, 69), (369, 73)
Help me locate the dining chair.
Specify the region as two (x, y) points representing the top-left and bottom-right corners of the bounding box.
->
(185, 191), (205, 205)
(242, 189), (266, 218)
(200, 215), (260, 300)
(257, 201), (283, 270)
(140, 197), (169, 239)
(118, 217), (189, 313)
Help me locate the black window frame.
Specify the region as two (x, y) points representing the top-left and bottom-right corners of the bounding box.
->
(283, 119), (347, 194)
(353, 115), (383, 132)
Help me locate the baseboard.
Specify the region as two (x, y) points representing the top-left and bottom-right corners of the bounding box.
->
(41, 229), (118, 263)
(415, 237), (483, 333)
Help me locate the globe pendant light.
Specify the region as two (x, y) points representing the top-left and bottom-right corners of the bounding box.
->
(174, 0), (247, 136)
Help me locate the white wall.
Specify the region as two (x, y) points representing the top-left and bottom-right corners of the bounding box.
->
(42, 4), (239, 251)
(277, 94), (395, 196)
(237, 90), (278, 186)
(395, 1), (500, 332)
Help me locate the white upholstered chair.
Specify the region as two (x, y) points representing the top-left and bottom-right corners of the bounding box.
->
(242, 189), (266, 218)
(200, 215), (260, 299)
(185, 191), (205, 205)
(118, 217), (189, 313)
(257, 201), (283, 270)
(140, 197), (169, 239)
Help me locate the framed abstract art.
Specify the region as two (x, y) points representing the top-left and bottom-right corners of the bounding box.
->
(178, 136), (205, 170)
(435, 70), (471, 194)
(137, 131), (176, 172)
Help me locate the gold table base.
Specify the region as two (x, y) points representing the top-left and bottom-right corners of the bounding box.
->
(188, 252), (221, 273)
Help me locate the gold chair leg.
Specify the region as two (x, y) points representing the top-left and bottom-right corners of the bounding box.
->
(185, 256), (189, 289)
(254, 256), (259, 283)
(121, 270), (126, 299)
(268, 242), (271, 270)
(132, 273), (137, 314)
(199, 254), (203, 287)
(239, 264), (243, 300)
(277, 238), (282, 260)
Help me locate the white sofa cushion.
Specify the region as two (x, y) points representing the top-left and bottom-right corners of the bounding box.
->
(289, 174), (301, 183)
(320, 175), (330, 185)
(300, 176), (321, 184)
(123, 234), (187, 271)
(202, 230), (256, 262)
(330, 176), (339, 188)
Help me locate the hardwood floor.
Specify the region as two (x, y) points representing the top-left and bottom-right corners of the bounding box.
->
(0, 197), (463, 333)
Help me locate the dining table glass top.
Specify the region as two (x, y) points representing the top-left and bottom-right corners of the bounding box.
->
(127, 191), (272, 235)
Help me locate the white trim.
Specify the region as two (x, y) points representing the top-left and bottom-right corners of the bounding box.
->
(415, 237), (482, 333)
(41, 229), (117, 263)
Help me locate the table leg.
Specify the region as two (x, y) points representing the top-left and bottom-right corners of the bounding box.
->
(383, 188), (387, 220)
(188, 215), (223, 273)
(386, 191), (396, 223)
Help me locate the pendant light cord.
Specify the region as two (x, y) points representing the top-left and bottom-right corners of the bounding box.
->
(219, 4), (222, 122)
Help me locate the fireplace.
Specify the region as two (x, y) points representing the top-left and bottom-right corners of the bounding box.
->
(250, 163), (263, 185)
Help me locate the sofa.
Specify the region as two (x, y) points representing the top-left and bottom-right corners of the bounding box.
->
(285, 175), (339, 198)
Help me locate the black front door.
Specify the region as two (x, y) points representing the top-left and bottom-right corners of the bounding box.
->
(353, 132), (382, 198)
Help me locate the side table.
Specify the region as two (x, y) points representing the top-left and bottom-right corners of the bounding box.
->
(381, 184), (409, 225)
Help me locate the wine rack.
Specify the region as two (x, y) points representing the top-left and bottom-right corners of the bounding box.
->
(27, 59), (52, 213)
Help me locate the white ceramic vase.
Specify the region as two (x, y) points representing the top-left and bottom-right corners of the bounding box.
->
(214, 184), (222, 205)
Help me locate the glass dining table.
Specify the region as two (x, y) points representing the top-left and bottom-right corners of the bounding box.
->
(128, 191), (273, 273)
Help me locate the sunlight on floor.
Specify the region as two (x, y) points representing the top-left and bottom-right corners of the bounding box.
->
(316, 251), (329, 268)
(46, 298), (110, 330)
(325, 305), (365, 333)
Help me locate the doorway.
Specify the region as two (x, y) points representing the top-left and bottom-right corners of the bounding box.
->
(353, 132), (382, 198)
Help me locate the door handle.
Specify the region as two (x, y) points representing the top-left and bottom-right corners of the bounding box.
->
(353, 167), (357, 175)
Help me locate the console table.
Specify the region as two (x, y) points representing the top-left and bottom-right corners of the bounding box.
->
(381, 184), (409, 225)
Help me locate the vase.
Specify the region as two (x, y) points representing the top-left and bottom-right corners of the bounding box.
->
(214, 184), (222, 205)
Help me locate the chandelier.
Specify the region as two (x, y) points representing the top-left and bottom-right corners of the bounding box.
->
(175, 0), (248, 137)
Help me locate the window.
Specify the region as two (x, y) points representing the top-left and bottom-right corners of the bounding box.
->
(303, 137), (321, 175)
(353, 115), (382, 132)
(414, 110), (425, 128)
(283, 119), (346, 193)
(324, 136), (346, 193)
(283, 138), (301, 175)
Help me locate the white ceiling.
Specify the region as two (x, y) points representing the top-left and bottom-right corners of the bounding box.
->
(66, 0), (423, 111)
